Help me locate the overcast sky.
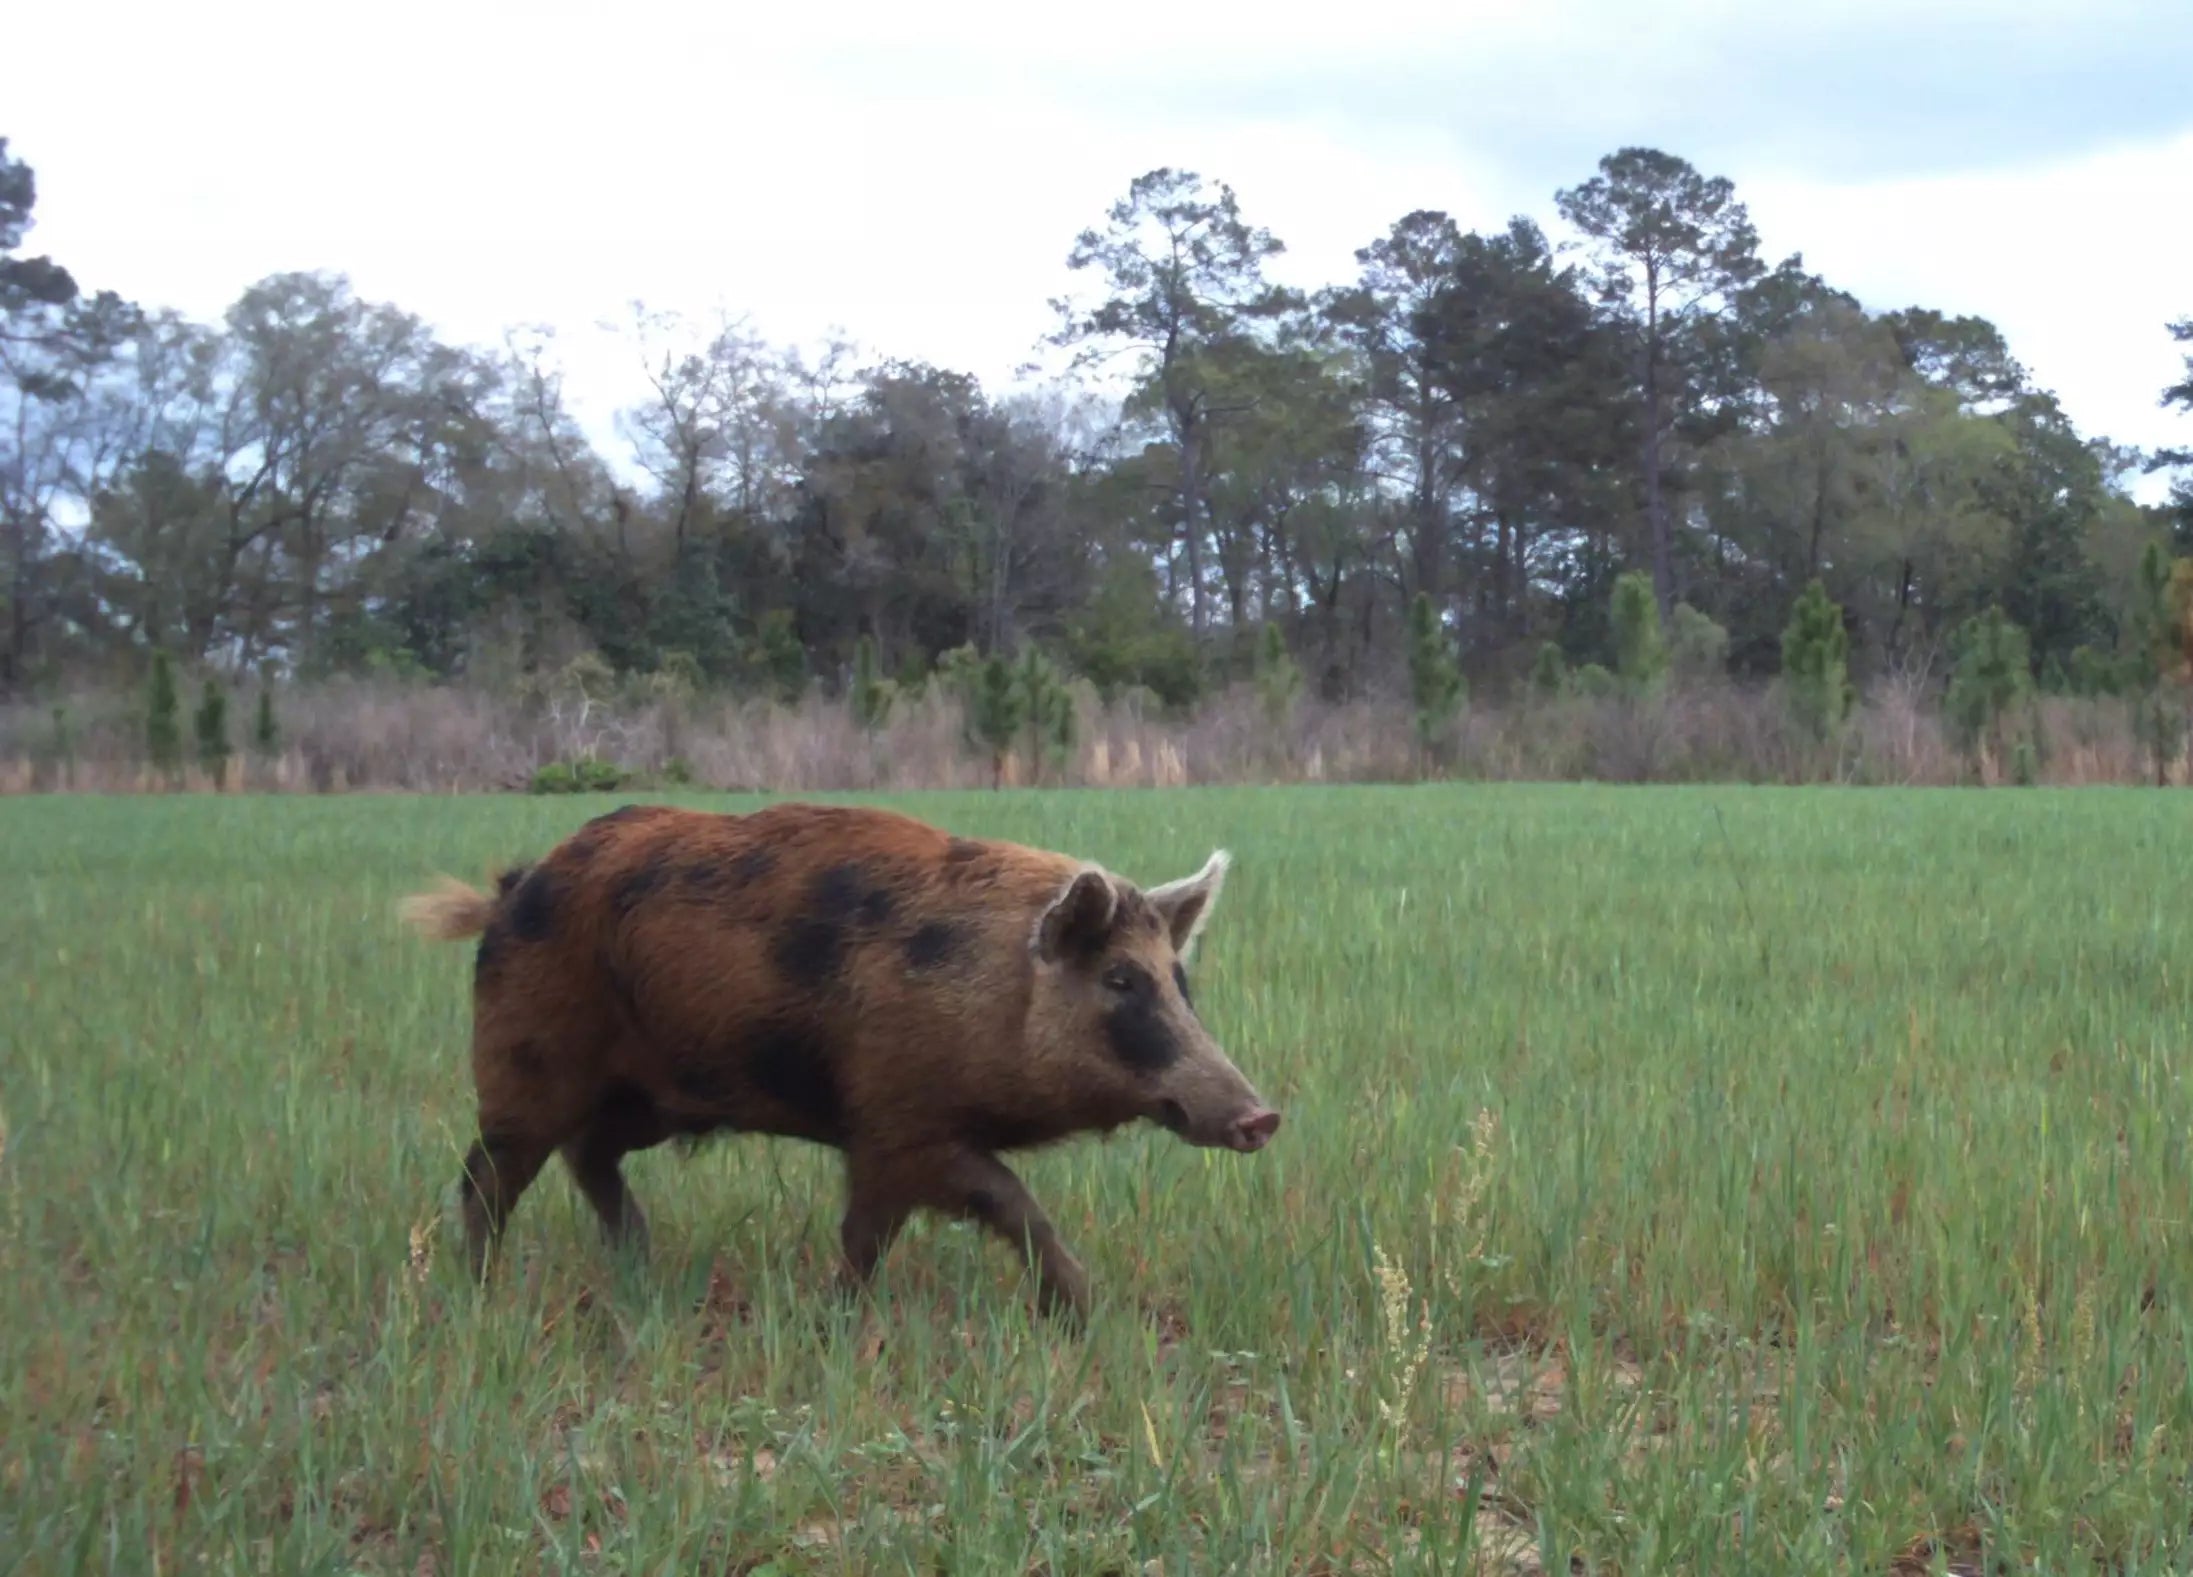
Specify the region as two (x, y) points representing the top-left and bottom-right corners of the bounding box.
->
(11, 0), (2192, 499)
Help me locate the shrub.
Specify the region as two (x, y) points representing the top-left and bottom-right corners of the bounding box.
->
(1573, 662), (1619, 700)
(530, 756), (629, 794)
(1669, 602), (1729, 685)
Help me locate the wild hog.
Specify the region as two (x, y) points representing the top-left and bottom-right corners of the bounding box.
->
(398, 800), (1280, 1319)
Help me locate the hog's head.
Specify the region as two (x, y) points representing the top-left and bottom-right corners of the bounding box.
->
(1027, 850), (1281, 1153)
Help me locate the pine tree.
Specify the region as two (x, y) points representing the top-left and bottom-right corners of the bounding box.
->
(1780, 579), (1855, 741)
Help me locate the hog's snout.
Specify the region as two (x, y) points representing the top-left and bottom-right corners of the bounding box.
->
(1154, 1091), (1283, 1152)
(1228, 1107), (1282, 1152)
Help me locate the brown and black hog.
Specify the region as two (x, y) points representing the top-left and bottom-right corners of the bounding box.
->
(398, 800), (1280, 1319)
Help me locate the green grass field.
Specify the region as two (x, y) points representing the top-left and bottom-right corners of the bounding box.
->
(5, 784), (2192, 1574)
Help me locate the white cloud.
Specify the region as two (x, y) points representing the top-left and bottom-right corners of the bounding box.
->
(8, 0), (2189, 500)
(1743, 132), (2193, 495)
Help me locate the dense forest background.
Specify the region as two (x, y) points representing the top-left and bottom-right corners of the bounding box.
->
(4, 134), (2191, 791)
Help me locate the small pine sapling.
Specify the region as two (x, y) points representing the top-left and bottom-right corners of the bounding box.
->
(253, 685), (279, 756)
(1406, 594), (1465, 765)
(1529, 641), (1568, 698)
(49, 705), (73, 784)
(193, 678), (231, 790)
(1944, 605), (2033, 777)
(2127, 541), (2189, 786)
(850, 633), (897, 732)
(1780, 579), (1855, 742)
(1254, 621), (1303, 732)
(969, 653), (1025, 789)
(146, 651), (181, 784)
(1609, 572), (1668, 696)
(1013, 647), (1076, 785)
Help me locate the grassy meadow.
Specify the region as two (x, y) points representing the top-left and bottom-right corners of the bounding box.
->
(4, 784), (2192, 1573)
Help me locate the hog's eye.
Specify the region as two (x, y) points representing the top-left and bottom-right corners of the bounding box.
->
(1102, 965), (1138, 995)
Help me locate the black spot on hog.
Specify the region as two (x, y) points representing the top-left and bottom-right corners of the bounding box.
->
(1102, 960), (1182, 1072)
(494, 864), (530, 898)
(672, 1060), (739, 1108)
(614, 855), (671, 918)
(811, 862), (894, 924)
(473, 920), (505, 983)
(942, 838), (1000, 883)
(746, 1021), (842, 1133)
(729, 846), (778, 887)
(508, 868), (558, 942)
(602, 956), (646, 1033)
(588, 805), (654, 831)
(968, 1112), (1069, 1152)
(903, 920), (963, 971)
(572, 806), (674, 868)
(679, 861), (726, 897)
(589, 1081), (667, 1151)
(774, 863), (897, 984)
(1172, 963), (1193, 1008)
(773, 915), (847, 986)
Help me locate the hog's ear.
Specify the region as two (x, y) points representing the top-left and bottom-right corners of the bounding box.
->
(1034, 868), (1118, 963)
(1145, 849), (1230, 958)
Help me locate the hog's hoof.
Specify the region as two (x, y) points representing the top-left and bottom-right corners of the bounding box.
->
(1033, 1283), (1092, 1332)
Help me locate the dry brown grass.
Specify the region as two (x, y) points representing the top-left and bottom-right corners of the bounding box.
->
(1, 674), (2183, 794)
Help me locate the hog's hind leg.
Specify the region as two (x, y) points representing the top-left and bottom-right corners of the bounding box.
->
(559, 1082), (663, 1257)
(456, 1131), (553, 1280)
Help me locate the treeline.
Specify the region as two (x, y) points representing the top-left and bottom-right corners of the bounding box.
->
(4, 135), (2192, 735)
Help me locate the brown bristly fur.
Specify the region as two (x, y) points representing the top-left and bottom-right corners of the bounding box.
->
(400, 799), (1277, 1322)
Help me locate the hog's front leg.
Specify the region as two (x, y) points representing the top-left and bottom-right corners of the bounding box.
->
(838, 1142), (1090, 1321)
(946, 1149), (1090, 1321)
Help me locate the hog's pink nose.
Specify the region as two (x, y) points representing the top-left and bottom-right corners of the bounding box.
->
(1231, 1109), (1282, 1151)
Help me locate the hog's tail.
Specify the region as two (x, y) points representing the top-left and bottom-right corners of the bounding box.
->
(398, 874), (499, 941)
